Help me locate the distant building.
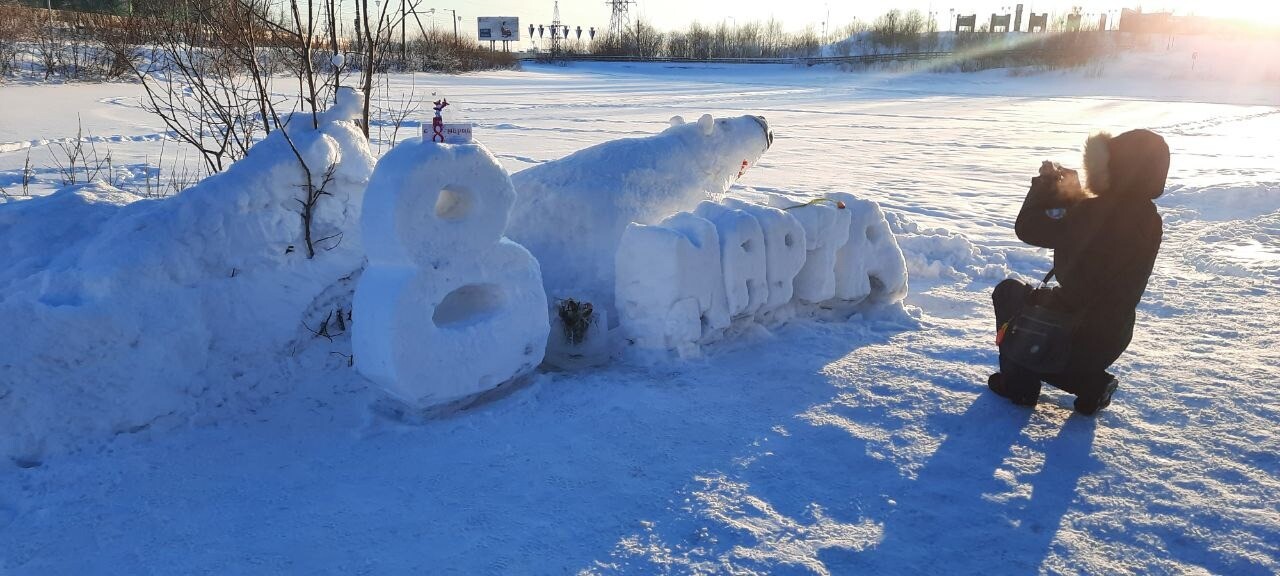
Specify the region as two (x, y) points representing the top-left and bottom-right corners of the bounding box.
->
(1119, 8), (1259, 35)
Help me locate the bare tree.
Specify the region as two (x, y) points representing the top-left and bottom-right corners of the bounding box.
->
(127, 0), (348, 259)
(357, 0), (398, 138)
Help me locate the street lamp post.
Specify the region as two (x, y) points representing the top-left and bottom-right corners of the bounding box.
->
(426, 8), (460, 42)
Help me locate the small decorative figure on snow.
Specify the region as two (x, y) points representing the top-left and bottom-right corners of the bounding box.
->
(431, 99), (449, 143)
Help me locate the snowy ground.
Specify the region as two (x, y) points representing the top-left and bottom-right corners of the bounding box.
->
(2, 56), (1279, 574)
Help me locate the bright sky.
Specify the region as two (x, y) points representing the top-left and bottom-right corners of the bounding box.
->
(365, 1), (1278, 40)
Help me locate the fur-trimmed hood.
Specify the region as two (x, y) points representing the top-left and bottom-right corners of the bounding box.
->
(1083, 129), (1170, 200)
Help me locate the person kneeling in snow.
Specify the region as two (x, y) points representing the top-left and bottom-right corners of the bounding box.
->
(988, 129), (1167, 414)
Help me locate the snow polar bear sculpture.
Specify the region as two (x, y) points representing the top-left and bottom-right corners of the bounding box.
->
(828, 192), (909, 305)
(507, 114), (773, 323)
(354, 140), (549, 408)
(616, 192), (907, 356)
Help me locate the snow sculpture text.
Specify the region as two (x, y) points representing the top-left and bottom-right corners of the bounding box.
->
(507, 114), (773, 323)
(693, 201), (770, 319)
(720, 198), (808, 317)
(773, 197), (851, 304)
(354, 140), (549, 408)
(828, 193), (909, 305)
(616, 193), (908, 356)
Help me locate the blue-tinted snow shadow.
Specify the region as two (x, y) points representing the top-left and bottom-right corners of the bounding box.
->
(599, 397), (1100, 575)
(0, 315), (916, 575)
(1, 301), (1097, 576)
(328, 316), (918, 574)
(570, 322), (1103, 574)
(851, 399), (1101, 574)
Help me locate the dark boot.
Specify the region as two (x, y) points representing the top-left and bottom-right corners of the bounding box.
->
(1073, 374), (1119, 415)
(988, 372), (1040, 407)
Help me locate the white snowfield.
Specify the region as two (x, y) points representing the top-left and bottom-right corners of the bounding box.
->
(1, 35), (1278, 575)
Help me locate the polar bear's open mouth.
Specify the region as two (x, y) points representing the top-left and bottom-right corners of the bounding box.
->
(751, 115), (774, 148)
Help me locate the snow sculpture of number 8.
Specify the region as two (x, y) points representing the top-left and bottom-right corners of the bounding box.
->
(354, 139), (549, 408)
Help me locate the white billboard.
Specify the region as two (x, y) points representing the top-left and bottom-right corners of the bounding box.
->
(477, 17), (520, 41)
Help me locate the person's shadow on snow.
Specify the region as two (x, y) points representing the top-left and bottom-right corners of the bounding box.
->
(862, 394), (1101, 573)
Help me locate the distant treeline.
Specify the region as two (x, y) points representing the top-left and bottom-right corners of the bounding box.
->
(542, 9), (1099, 60)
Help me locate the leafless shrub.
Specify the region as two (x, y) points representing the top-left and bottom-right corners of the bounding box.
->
(137, 140), (203, 199)
(603, 17), (828, 59)
(869, 9), (934, 53)
(48, 117), (112, 186)
(370, 75), (422, 154)
(23, 10), (137, 81)
(403, 29), (518, 73)
(0, 1), (28, 77)
(19, 148), (32, 196)
(949, 31), (1116, 73)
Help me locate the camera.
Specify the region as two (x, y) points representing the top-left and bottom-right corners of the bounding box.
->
(1030, 160), (1085, 202)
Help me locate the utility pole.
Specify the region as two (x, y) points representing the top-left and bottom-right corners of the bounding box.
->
(401, 0), (406, 66)
(824, 3), (830, 42)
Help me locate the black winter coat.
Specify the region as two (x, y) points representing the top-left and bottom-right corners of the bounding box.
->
(1013, 130), (1167, 373)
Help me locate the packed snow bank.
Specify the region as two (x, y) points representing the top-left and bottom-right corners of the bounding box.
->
(887, 212), (1012, 282)
(616, 192), (908, 357)
(1161, 182), (1280, 222)
(1161, 182), (1280, 277)
(0, 99), (375, 464)
(353, 140), (548, 408)
(507, 114), (773, 323)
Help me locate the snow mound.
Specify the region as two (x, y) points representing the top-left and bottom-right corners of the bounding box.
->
(616, 192), (907, 357)
(353, 140), (548, 409)
(507, 114), (773, 323)
(1186, 216), (1280, 277)
(0, 105), (375, 464)
(887, 212), (1010, 281)
(1161, 183), (1280, 222)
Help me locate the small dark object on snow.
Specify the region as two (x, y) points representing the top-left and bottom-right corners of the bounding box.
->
(557, 298), (593, 346)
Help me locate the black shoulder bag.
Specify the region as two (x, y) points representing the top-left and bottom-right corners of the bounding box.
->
(1000, 268), (1075, 374)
